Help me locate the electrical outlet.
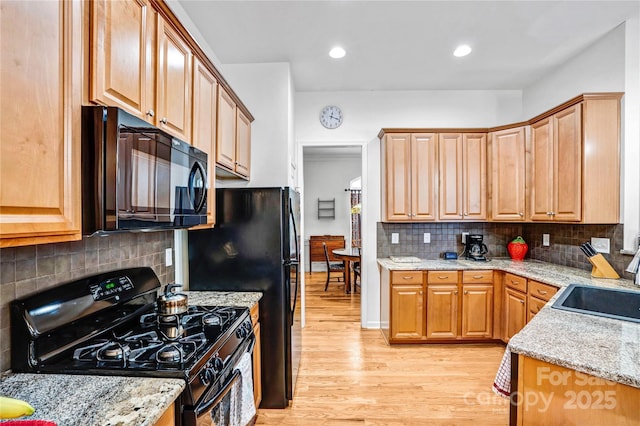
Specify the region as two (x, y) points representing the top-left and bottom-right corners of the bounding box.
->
(591, 237), (610, 254)
(165, 248), (173, 266)
(423, 233), (431, 244)
(542, 234), (550, 246)
(462, 232), (469, 244)
(391, 233), (399, 244)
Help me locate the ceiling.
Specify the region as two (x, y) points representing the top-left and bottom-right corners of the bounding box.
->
(176, 1), (638, 92)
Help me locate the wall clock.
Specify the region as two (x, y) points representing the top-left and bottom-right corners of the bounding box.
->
(319, 105), (343, 129)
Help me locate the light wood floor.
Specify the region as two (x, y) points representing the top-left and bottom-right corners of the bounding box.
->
(256, 273), (509, 425)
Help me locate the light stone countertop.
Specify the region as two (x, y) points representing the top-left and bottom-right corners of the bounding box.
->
(0, 291), (262, 425)
(0, 373), (184, 426)
(378, 257), (640, 388)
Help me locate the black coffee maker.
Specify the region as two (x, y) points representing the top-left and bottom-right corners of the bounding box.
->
(464, 234), (488, 261)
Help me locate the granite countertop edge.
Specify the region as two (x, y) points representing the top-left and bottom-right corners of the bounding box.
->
(0, 291), (263, 425)
(378, 257), (640, 389)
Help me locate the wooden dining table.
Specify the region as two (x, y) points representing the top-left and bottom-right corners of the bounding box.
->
(332, 247), (361, 294)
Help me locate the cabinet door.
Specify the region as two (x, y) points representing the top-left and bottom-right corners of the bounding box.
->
(553, 104), (582, 222)
(191, 58), (217, 225)
(216, 86), (237, 171)
(426, 285), (458, 339)
(1, 0), (82, 247)
(462, 133), (487, 220)
(461, 284), (493, 338)
(438, 133), (463, 220)
(90, 0), (155, 121)
(235, 109), (251, 177)
(157, 18), (192, 141)
(504, 287), (526, 342)
(384, 134), (412, 221)
(391, 285), (424, 340)
(252, 321), (262, 408)
(490, 127), (526, 221)
(530, 118), (554, 221)
(411, 133), (437, 221)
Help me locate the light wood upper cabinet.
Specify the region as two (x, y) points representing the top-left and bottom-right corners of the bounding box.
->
(91, 0), (156, 121)
(383, 133), (437, 221)
(216, 86), (238, 171)
(530, 104), (582, 221)
(438, 133), (486, 220)
(191, 58), (217, 226)
(156, 18), (192, 142)
(235, 109), (252, 178)
(0, 0), (82, 248)
(489, 127), (526, 221)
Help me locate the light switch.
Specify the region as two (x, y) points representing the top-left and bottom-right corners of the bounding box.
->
(424, 233), (431, 244)
(391, 233), (399, 244)
(543, 234), (550, 246)
(165, 248), (173, 266)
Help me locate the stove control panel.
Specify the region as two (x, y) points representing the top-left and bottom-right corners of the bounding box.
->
(90, 276), (134, 301)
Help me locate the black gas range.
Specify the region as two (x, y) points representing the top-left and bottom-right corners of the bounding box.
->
(10, 267), (255, 426)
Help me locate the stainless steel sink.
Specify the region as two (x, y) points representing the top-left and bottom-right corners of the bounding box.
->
(552, 284), (640, 323)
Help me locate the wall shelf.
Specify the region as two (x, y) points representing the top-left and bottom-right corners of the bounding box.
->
(317, 198), (336, 219)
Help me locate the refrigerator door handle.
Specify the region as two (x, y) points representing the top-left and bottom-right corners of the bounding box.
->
(289, 202), (300, 263)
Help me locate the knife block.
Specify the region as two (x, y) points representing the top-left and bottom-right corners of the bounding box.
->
(588, 254), (620, 279)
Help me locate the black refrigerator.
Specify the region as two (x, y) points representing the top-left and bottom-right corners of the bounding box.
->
(188, 187), (301, 408)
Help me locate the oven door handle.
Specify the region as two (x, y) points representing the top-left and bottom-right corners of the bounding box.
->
(196, 369), (242, 417)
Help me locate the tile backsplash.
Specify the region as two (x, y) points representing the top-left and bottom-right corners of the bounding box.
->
(377, 222), (633, 280)
(0, 231), (175, 372)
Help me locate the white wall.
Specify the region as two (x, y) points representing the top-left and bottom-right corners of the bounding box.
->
(303, 154), (362, 267)
(522, 24), (626, 117)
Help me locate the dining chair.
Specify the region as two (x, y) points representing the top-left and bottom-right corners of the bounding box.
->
(353, 261), (361, 293)
(323, 242), (345, 291)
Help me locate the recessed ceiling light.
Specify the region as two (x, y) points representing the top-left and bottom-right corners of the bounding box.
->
(453, 44), (472, 57)
(329, 46), (346, 59)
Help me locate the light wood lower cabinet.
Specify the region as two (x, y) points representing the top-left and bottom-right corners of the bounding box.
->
(1, 0), (83, 248)
(250, 303), (262, 408)
(153, 403), (175, 426)
(391, 284), (425, 340)
(461, 284), (493, 338)
(426, 284), (458, 339)
(381, 268), (496, 343)
(503, 287), (527, 342)
(516, 355), (640, 425)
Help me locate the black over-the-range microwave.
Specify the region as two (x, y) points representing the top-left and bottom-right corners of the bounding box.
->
(82, 106), (208, 235)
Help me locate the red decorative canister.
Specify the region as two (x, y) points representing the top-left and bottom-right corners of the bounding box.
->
(508, 236), (528, 261)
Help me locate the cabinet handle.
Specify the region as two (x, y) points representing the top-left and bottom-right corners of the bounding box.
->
(550, 212), (556, 215)
(519, 212), (524, 217)
(537, 289), (548, 295)
(454, 290), (459, 295)
(438, 275), (448, 279)
(472, 275), (483, 279)
(519, 300), (525, 304)
(146, 109), (155, 117)
(160, 117), (168, 124)
(464, 290), (468, 295)
(546, 212), (553, 215)
(402, 276), (413, 280)
(511, 280), (520, 285)
(419, 291), (423, 295)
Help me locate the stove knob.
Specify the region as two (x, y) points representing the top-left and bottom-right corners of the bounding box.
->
(200, 366), (215, 386)
(213, 356), (224, 373)
(236, 327), (247, 338)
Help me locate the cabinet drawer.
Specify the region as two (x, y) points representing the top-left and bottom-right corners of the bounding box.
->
(250, 303), (259, 327)
(391, 271), (423, 284)
(504, 273), (527, 292)
(528, 280), (558, 302)
(528, 295), (546, 316)
(462, 270), (493, 284)
(427, 270), (458, 284)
